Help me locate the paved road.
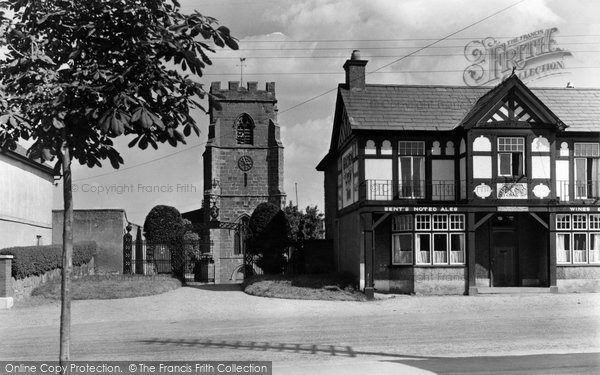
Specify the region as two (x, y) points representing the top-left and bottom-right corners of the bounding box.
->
(1, 286), (599, 374)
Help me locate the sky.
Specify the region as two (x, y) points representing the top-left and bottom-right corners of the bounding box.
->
(17, 0), (600, 224)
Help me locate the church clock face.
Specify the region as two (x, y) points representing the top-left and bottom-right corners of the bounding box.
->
(237, 155), (253, 171)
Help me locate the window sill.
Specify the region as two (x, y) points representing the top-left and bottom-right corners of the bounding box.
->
(388, 264), (466, 268)
(557, 263), (600, 267)
(414, 264), (466, 268)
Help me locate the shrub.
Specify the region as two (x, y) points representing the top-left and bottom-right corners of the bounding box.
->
(143, 205), (186, 244)
(0, 242), (97, 279)
(248, 202), (288, 274)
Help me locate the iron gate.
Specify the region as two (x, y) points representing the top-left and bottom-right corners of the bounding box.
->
(123, 239), (214, 283)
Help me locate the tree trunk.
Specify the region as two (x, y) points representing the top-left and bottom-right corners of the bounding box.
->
(59, 138), (73, 371)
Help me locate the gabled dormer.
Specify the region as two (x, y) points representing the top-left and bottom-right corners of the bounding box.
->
(461, 74), (566, 131)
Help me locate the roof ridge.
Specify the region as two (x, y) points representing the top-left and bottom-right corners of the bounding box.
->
(341, 83), (600, 91)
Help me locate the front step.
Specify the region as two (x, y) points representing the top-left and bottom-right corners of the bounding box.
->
(476, 287), (556, 294)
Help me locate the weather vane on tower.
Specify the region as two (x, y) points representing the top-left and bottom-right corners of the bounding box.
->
(237, 57), (246, 86)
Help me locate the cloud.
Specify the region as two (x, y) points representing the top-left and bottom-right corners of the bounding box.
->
(51, 0), (600, 223)
(281, 116), (332, 209)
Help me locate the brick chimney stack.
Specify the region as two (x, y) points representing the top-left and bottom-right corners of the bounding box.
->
(343, 50), (368, 91)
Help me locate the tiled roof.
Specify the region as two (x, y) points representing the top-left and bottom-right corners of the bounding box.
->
(340, 84), (600, 132)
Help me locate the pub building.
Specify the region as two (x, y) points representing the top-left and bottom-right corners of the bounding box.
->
(317, 51), (600, 298)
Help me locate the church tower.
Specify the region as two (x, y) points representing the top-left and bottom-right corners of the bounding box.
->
(203, 81), (285, 283)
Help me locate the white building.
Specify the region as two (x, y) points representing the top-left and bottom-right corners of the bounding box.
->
(0, 144), (54, 249)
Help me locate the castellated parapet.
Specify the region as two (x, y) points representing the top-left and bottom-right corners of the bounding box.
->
(210, 81), (276, 102)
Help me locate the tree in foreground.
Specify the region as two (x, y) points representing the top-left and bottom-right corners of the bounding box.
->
(248, 202), (288, 274)
(0, 0), (237, 366)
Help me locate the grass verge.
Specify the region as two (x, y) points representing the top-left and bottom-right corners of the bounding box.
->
(29, 274), (181, 301)
(242, 273), (365, 301)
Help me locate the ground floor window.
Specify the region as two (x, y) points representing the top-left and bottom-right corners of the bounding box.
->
(556, 214), (600, 264)
(392, 233), (413, 265)
(392, 214), (465, 265)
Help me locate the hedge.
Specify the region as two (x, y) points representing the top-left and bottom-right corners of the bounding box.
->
(0, 242), (97, 279)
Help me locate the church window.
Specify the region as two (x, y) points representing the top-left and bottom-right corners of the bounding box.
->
(235, 114), (254, 145)
(234, 216), (250, 255)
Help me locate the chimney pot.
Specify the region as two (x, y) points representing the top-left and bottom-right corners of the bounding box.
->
(343, 52), (368, 91)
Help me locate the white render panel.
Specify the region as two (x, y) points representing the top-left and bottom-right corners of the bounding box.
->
(531, 156), (551, 179)
(532, 136), (550, 152)
(473, 135), (492, 152)
(472, 156), (492, 178)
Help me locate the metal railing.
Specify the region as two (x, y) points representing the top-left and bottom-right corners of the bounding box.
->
(363, 180), (457, 200)
(398, 180), (426, 199)
(125, 240), (214, 283)
(431, 180), (456, 201)
(365, 180), (393, 200)
(556, 180), (600, 200)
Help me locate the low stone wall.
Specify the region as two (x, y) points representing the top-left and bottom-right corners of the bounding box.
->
(557, 266), (600, 293)
(11, 257), (95, 300)
(413, 267), (467, 295)
(375, 266), (467, 295)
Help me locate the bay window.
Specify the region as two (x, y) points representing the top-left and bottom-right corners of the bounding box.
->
(556, 214), (600, 264)
(406, 213), (465, 266)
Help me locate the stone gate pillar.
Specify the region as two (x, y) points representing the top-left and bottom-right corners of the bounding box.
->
(0, 254), (14, 309)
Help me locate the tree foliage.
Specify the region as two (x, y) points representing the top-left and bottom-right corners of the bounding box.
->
(0, 0), (237, 365)
(248, 202), (288, 274)
(283, 201), (325, 243)
(143, 205), (186, 244)
(0, 0), (238, 169)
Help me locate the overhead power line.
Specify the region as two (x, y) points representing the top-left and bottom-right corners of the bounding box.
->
(239, 35), (600, 43)
(209, 51), (600, 60)
(233, 42), (600, 51)
(202, 67), (600, 76)
(279, 0), (528, 115)
(72, 0), (560, 179)
(73, 143), (204, 182)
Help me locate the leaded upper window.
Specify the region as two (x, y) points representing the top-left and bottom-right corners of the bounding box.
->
(235, 114), (254, 145)
(398, 141), (425, 156)
(574, 143), (599, 157)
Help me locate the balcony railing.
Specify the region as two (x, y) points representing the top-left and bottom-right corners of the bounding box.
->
(398, 180), (426, 199)
(364, 180), (456, 201)
(557, 180), (600, 200)
(431, 180), (456, 201)
(365, 179), (393, 200)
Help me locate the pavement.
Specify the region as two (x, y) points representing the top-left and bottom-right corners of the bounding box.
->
(1, 285), (599, 374)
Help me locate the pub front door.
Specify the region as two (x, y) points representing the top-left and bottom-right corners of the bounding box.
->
(491, 225), (518, 287)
